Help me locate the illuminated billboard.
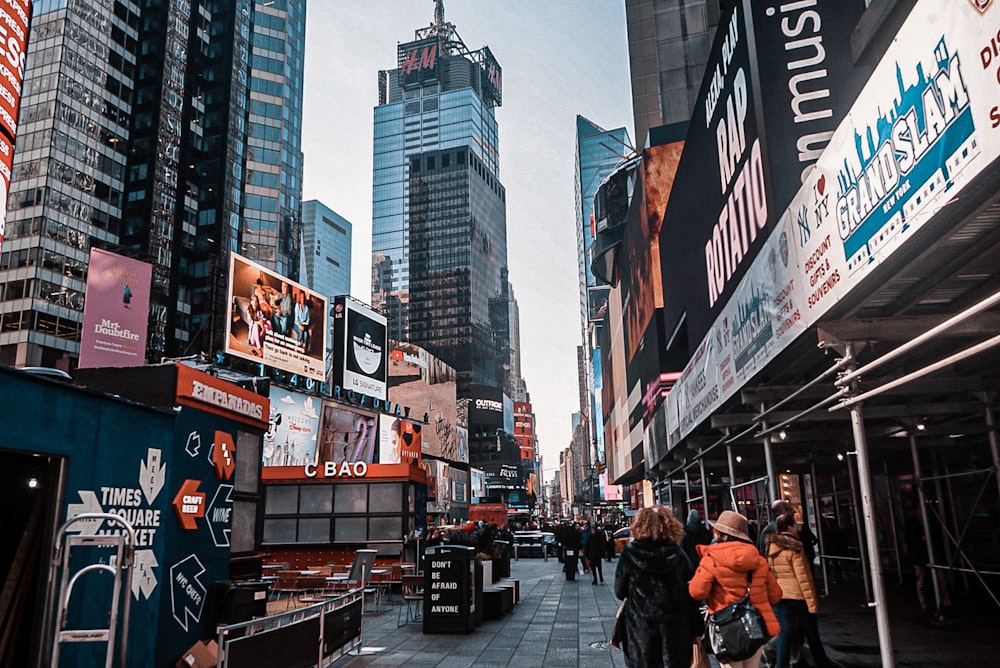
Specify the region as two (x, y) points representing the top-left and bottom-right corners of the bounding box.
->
(387, 340), (460, 462)
(331, 296), (388, 400)
(378, 414), (422, 465)
(79, 248), (152, 369)
(316, 401), (378, 464)
(262, 387), (322, 467)
(225, 253), (327, 381)
(0, 0), (31, 257)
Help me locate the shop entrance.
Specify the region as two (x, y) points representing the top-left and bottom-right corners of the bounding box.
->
(0, 449), (63, 666)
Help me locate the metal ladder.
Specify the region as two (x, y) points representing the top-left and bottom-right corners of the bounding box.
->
(47, 513), (136, 668)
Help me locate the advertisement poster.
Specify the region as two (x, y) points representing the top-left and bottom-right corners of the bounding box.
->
(378, 414), (422, 465)
(262, 388), (321, 466)
(225, 253), (327, 381)
(667, 2), (1000, 443)
(316, 402), (378, 464)
(332, 296), (388, 400)
(386, 340), (460, 461)
(79, 248), (152, 369)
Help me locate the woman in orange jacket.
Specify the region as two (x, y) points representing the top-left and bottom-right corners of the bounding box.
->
(688, 510), (782, 668)
(765, 513), (838, 668)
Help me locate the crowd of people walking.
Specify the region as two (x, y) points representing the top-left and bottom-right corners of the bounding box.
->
(607, 503), (840, 668)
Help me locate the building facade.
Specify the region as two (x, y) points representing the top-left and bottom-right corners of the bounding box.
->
(574, 116), (631, 506)
(624, 0), (720, 148)
(0, 0), (304, 370)
(370, 2), (504, 352)
(300, 199), (352, 300)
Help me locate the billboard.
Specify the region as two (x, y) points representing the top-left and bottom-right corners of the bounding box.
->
(467, 384), (504, 428)
(79, 248), (152, 369)
(386, 340), (461, 461)
(331, 296), (388, 400)
(0, 0), (31, 257)
(262, 387), (321, 467)
(377, 414), (422, 465)
(659, 0), (864, 349)
(398, 38), (439, 88)
(315, 401), (378, 464)
(513, 401), (535, 461)
(666, 1), (1000, 443)
(225, 253), (327, 381)
(588, 286), (610, 322)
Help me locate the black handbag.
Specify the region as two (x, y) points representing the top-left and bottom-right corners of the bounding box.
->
(703, 572), (769, 662)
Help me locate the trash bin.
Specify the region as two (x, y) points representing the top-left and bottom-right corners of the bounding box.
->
(423, 545), (477, 634)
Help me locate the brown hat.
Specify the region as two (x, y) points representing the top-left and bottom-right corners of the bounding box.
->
(709, 510), (751, 542)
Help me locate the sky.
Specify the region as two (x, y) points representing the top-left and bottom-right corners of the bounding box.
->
(300, 1), (635, 477)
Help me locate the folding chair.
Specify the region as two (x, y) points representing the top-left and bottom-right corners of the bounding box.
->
(269, 571), (303, 610)
(396, 573), (424, 627)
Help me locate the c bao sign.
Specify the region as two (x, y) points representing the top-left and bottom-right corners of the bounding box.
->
(304, 461), (368, 479)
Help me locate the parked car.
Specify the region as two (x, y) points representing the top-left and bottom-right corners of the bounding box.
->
(613, 527), (631, 554)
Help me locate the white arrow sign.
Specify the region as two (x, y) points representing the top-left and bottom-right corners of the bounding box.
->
(206, 484), (234, 548)
(132, 549), (159, 600)
(65, 491), (104, 535)
(139, 448), (166, 504)
(185, 431), (201, 457)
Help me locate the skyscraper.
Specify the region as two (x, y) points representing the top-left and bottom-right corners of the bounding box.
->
(624, 0), (721, 147)
(0, 1), (305, 368)
(301, 199), (352, 300)
(371, 1), (507, 394)
(574, 116), (631, 496)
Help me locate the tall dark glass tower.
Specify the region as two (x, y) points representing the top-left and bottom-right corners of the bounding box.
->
(0, 0), (305, 368)
(371, 2), (508, 394)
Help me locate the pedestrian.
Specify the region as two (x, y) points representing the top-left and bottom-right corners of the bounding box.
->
(588, 525), (607, 584)
(758, 500), (817, 568)
(563, 524), (582, 581)
(580, 522), (591, 573)
(604, 525), (616, 561)
(614, 505), (701, 667)
(765, 514), (838, 668)
(689, 510), (782, 668)
(904, 511), (951, 621)
(680, 509), (713, 569)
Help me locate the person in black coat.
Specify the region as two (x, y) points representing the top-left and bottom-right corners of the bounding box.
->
(680, 509), (713, 569)
(587, 525), (608, 584)
(563, 525), (582, 580)
(615, 505), (702, 667)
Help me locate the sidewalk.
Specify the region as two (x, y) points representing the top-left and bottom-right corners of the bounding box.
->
(333, 556), (994, 667)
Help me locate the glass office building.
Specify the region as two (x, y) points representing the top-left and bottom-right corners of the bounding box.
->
(573, 116), (631, 493)
(371, 5), (508, 394)
(301, 199), (352, 300)
(0, 0), (304, 368)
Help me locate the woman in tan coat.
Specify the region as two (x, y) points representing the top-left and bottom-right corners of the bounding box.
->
(765, 513), (837, 668)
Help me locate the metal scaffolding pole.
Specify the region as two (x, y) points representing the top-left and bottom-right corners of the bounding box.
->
(759, 404), (778, 501)
(847, 392), (894, 667)
(726, 446), (738, 510)
(909, 434), (943, 613)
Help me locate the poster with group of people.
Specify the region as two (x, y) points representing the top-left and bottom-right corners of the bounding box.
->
(225, 254), (327, 381)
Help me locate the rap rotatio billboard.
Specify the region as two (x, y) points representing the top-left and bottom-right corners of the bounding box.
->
(667, 1), (1000, 443)
(225, 253), (327, 381)
(659, 0), (864, 349)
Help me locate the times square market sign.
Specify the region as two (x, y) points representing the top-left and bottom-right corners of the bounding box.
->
(667, 1), (1000, 443)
